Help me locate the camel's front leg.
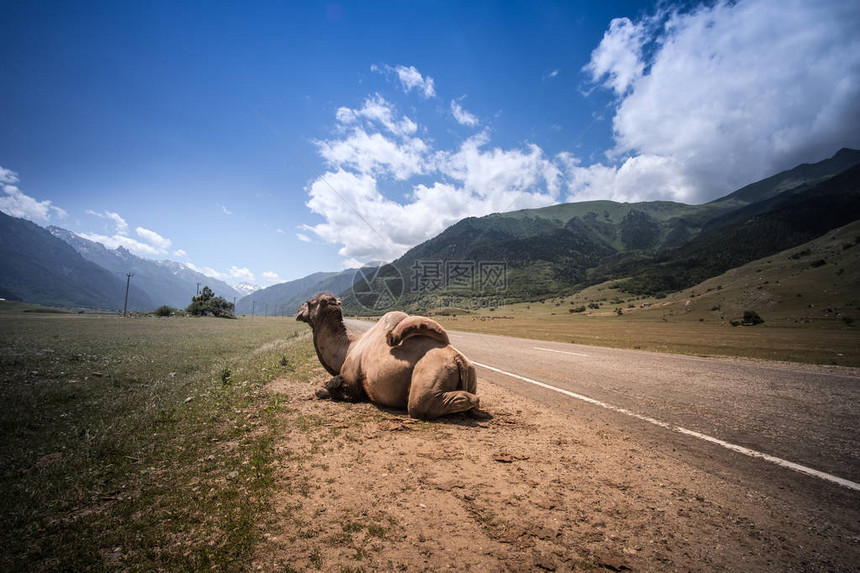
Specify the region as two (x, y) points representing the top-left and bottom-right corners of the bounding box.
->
(316, 374), (367, 403)
(315, 375), (345, 400)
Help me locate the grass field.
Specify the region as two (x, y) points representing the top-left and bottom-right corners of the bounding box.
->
(432, 310), (860, 366)
(0, 309), (318, 571)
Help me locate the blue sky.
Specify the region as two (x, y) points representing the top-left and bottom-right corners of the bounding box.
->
(2, 0), (859, 287)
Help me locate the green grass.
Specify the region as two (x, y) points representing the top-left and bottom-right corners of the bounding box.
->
(0, 312), (317, 571)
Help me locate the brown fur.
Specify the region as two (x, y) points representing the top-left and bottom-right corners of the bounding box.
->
(297, 293), (480, 420)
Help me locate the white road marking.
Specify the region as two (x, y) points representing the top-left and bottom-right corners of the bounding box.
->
(473, 361), (860, 492)
(534, 346), (589, 357)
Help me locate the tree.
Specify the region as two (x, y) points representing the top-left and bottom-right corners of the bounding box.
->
(187, 286), (235, 317)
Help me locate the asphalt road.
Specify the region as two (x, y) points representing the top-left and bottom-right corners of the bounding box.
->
(345, 319), (860, 497)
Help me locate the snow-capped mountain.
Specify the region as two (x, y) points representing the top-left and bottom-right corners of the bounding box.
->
(234, 282), (261, 297)
(48, 226), (244, 308)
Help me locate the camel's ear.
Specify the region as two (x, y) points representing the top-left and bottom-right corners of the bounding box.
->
(324, 295), (340, 307)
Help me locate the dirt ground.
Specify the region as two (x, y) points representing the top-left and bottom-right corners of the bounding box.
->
(253, 375), (859, 572)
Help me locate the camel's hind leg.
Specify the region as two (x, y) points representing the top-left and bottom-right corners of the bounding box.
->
(407, 351), (479, 420)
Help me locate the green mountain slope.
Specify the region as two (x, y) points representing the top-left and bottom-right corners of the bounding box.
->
(631, 218), (860, 328)
(351, 148), (860, 311)
(616, 163), (860, 295)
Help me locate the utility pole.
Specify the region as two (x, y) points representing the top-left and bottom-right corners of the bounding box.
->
(251, 300), (256, 318)
(123, 273), (134, 318)
(196, 282), (201, 295)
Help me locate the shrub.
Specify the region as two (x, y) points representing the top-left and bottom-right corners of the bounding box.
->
(742, 310), (764, 326)
(220, 364), (232, 385)
(155, 305), (173, 317)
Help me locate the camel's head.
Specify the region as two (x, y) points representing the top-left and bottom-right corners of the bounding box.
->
(296, 293), (342, 325)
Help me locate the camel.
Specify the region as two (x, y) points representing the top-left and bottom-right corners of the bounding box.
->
(296, 293), (480, 420)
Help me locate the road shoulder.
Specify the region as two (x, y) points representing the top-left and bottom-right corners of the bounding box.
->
(254, 371), (859, 571)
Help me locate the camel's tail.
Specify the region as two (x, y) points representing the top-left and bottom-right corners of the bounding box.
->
(386, 316), (450, 347)
(454, 352), (478, 394)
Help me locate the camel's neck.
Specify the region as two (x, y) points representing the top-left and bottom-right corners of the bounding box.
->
(311, 311), (353, 376)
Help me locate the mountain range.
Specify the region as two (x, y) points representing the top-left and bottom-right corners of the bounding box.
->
(1, 148), (858, 314)
(233, 270), (356, 316)
(0, 216), (245, 311)
(337, 147), (860, 312)
(46, 227), (246, 309)
(0, 211), (154, 311)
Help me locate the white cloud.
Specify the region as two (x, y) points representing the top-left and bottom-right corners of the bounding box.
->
(79, 212), (174, 257)
(334, 94), (418, 137)
(582, 0), (860, 202)
(221, 205), (233, 215)
(372, 64), (436, 98)
(174, 249), (187, 257)
(585, 17), (647, 96)
(0, 167), (67, 222)
(135, 227), (172, 250)
(560, 153), (695, 203)
(229, 266), (254, 282)
(305, 132), (559, 262)
(317, 96), (431, 182)
(107, 212), (128, 235)
(341, 258), (365, 269)
(78, 232), (164, 257)
(394, 65), (436, 98)
(0, 166), (19, 184)
(451, 99), (479, 127)
(262, 271), (280, 284)
(183, 262), (229, 281)
(316, 127), (428, 181)
(296, 232), (312, 243)
(86, 210), (129, 235)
